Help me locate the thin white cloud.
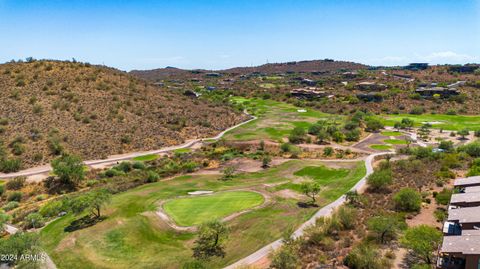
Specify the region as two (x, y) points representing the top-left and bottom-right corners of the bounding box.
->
(368, 51), (478, 66)
(420, 51), (477, 63)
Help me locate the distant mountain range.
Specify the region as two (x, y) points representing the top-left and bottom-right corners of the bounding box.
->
(130, 59), (368, 81)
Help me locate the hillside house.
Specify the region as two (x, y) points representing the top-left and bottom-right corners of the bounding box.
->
(449, 64), (480, 73)
(300, 78), (317, 86)
(454, 176), (480, 188)
(415, 87), (459, 98)
(404, 63), (429, 70)
(356, 82), (387, 91)
(290, 88), (327, 100)
(205, 72), (221, 77)
(448, 81), (467, 88)
(438, 231), (480, 269)
(342, 71), (359, 78)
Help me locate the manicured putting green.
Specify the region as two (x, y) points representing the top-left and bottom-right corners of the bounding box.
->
(163, 191), (264, 226)
(174, 148), (191, 154)
(383, 139), (407, 145)
(381, 114), (480, 131)
(132, 154), (159, 162)
(370, 144), (392, 150)
(294, 166), (349, 184)
(381, 131), (402, 136)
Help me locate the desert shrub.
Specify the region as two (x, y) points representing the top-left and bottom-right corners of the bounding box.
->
(434, 208), (448, 222)
(365, 118), (384, 132)
(458, 142), (480, 157)
(345, 129), (360, 141)
(132, 161), (146, 170)
(409, 106), (425, 115)
(344, 243), (390, 269)
(438, 141), (454, 152)
(435, 188), (452, 205)
(280, 143), (291, 153)
(335, 206), (357, 230)
(145, 171), (160, 183)
(393, 188), (421, 212)
(0, 158), (22, 173)
(367, 168), (392, 191)
(103, 168), (125, 178)
(39, 200), (65, 218)
(5, 177), (26, 190)
(113, 161), (133, 173)
(323, 147), (334, 157)
(24, 213), (45, 229)
(270, 247), (298, 269)
(7, 191), (23, 202)
(3, 201), (19, 211)
(367, 214), (406, 244)
(288, 127), (306, 144)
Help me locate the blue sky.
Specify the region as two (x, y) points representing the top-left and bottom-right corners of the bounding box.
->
(0, 0), (479, 71)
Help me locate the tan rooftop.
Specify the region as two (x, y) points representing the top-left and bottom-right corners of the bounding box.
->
(448, 207), (480, 223)
(451, 193), (480, 205)
(465, 186), (480, 193)
(454, 176), (480, 187)
(441, 235), (480, 254)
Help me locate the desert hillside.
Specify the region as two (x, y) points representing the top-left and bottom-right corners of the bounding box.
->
(0, 60), (247, 169)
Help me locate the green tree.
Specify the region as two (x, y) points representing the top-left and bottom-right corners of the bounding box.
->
(221, 166), (236, 181)
(270, 247), (298, 269)
(367, 214), (406, 244)
(0, 232), (41, 267)
(288, 127), (306, 144)
(192, 220), (229, 260)
(400, 225), (442, 264)
(458, 129), (469, 140)
(301, 182), (321, 204)
(316, 130), (329, 144)
(365, 118), (384, 132)
(261, 155), (271, 168)
(401, 118), (414, 130)
(24, 212), (45, 229)
(393, 188), (422, 212)
(308, 123), (323, 136)
(0, 213), (11, 233)
(323, 147), (334, 156)
(367, 169), (393, 191)
(51, 154), (85, 187)
(70, 189), (111, 218)
(344, 243), (390, 269)
(345, 190), (361, 207)
(345, 129), (361, 142)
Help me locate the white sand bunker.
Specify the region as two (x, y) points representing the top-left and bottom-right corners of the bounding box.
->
(422, 121), (443, 125)
(297, 109), (307, 113)
(188, 190), (214, 195)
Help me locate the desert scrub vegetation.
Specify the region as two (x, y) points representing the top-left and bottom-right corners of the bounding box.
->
(270, 148), (471, 268)
(0, 60), (247, 169)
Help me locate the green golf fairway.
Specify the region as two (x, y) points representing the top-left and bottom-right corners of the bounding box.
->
(383, 139), (407, 145)
(380, 131), (402, 136)
(163, 191), (264, 226)
(132, 154), (159, 161)
(370, 144), (392, 150)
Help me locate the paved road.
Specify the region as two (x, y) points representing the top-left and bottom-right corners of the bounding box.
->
(0, 114), (257, 179)
(223, 152), (391, 269)
(224, 128), (431, 269)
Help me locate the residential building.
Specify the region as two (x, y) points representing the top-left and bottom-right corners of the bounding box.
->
(415, 87), (460, 98)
